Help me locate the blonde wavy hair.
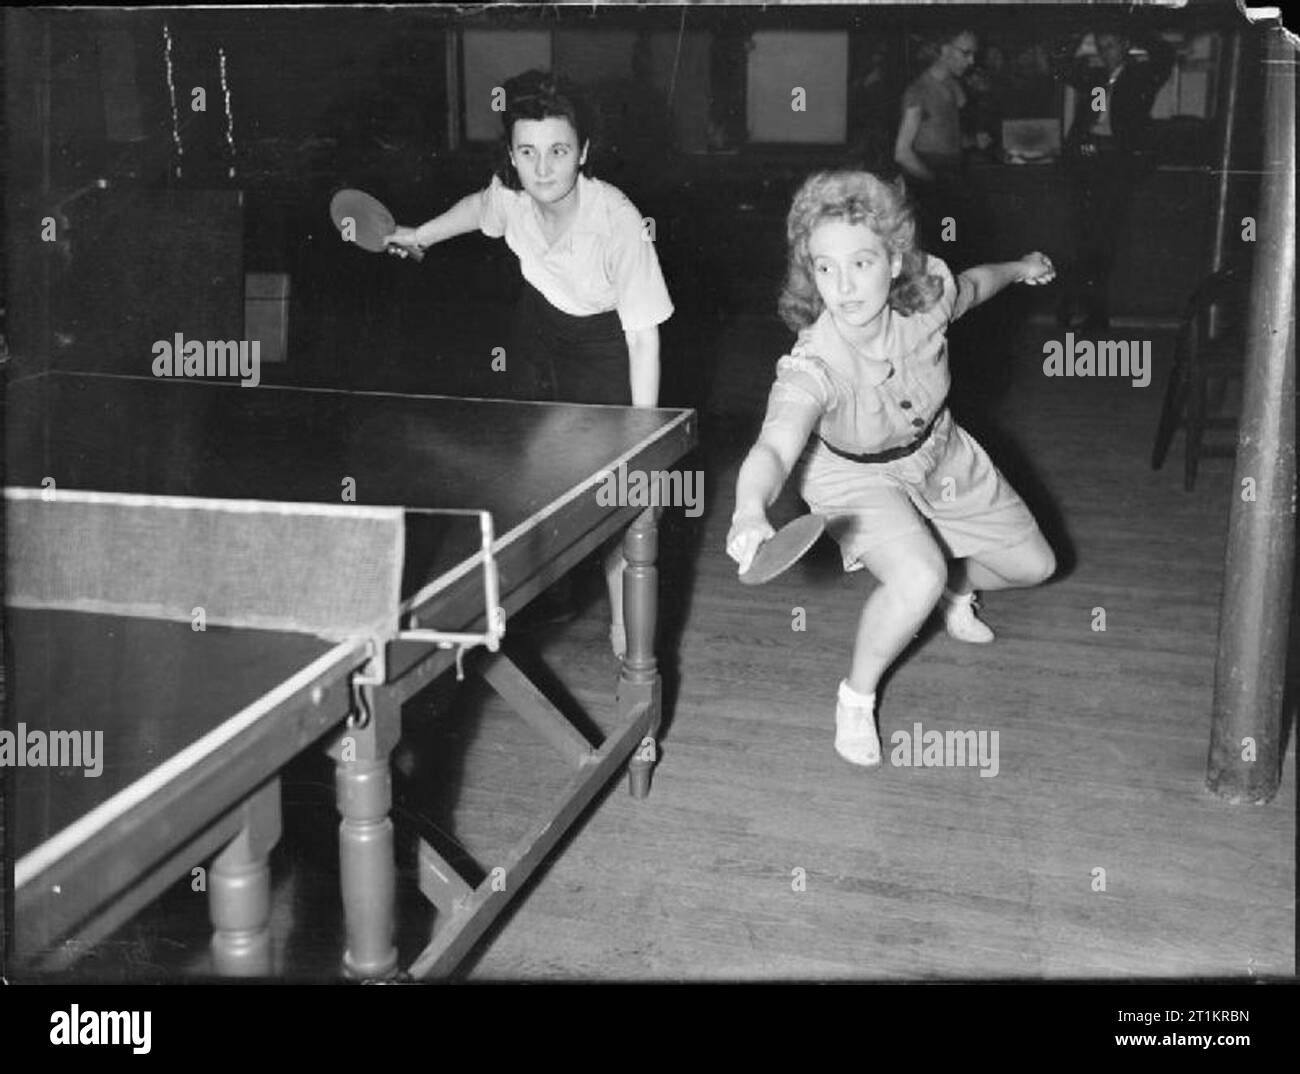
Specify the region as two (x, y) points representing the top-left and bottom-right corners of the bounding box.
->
(777, 170), (943, 332)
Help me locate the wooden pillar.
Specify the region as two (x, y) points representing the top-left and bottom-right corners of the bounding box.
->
(1206, 27), (1296, 804)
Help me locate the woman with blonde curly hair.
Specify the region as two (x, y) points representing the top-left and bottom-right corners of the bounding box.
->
(727, 170), (1057, 767)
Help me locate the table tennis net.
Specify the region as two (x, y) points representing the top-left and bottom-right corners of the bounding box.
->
(5, 490), (406, 641)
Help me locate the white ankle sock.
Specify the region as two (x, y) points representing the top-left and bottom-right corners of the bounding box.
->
(838, 680), (876, 707)
(943, 587), (972, 605)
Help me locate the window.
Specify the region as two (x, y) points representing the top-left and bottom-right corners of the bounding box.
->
(746, 31), (848, 144)
(1151, 31), (1219, 119)
(461, 29), (552, 142)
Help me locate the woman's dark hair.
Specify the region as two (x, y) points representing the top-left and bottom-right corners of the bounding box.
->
(495, 69), (594, 190)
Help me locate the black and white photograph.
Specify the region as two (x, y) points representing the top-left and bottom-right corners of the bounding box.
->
(2, 0), (1295, 1023)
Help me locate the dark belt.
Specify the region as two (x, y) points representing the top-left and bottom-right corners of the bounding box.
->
(818, 409), (942, 464)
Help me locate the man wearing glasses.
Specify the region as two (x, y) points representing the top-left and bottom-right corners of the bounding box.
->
(895, 29), (988, 267)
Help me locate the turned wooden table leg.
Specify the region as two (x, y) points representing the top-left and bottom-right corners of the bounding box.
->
(620, 507), (663, 798)
(209, 778), (281, 977)
(328, 680), (400, 978)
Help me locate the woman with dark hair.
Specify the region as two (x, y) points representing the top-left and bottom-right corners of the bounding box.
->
(387, 69), (673, 656)
(727, 171), (1055, 766)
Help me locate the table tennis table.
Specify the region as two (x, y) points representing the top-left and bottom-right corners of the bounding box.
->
(5, 370), (696, 978)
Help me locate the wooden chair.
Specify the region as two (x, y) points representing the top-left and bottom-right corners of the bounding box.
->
(1151, 262), (1251, 490)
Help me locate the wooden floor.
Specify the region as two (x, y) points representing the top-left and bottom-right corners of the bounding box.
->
(38, 307), (1296, 981)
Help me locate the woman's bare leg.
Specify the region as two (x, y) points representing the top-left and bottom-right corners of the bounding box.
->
(605, 543), (626, 657)
(848, 532), (949, 695)
(947, 531), (1056, 595)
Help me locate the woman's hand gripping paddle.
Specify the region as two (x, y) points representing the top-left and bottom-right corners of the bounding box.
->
(330, 188), (424, 262)
(737, 514), (827, 586)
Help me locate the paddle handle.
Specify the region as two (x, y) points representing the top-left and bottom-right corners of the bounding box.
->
(387, 242), (424, 263)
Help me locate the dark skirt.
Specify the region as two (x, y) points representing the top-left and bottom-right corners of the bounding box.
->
(509, 280), (630, 405)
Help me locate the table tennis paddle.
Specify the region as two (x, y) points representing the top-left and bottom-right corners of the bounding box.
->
(738, 514), (826, 586)
(329, 188), (423, 261)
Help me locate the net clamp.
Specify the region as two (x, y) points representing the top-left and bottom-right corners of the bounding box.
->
(396, 510), (506, 681)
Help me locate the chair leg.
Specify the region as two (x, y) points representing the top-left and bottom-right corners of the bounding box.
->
(1207, 371), (1231, 413)
(1185, 348), (1206, 492)
(1152, 344), (1188, 471)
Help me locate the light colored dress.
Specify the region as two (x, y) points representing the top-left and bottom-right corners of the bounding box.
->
(759, 256), (1040, 569)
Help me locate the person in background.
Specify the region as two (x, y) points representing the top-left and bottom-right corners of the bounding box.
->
(894, 28), (991, 267)
(965, 43), (1008, 157)
(1050, 21), (1176, 332)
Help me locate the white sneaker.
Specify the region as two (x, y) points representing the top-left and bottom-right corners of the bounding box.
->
(835, 681), (882, 767)
(943, 589), (995, 644)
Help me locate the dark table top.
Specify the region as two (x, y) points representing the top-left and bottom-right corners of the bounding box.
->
(7, 370), (697, 602)
(9, 608), (345, 862)
(6, 371), (693, 521)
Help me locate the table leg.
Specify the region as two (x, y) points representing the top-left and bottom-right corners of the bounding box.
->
(209, 778), (281, 977)
(328, 684), (400, 978)
(620, 507), (663, 798)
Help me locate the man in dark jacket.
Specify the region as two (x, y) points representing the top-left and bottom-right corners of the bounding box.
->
(1051, 23), (1176, 331)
